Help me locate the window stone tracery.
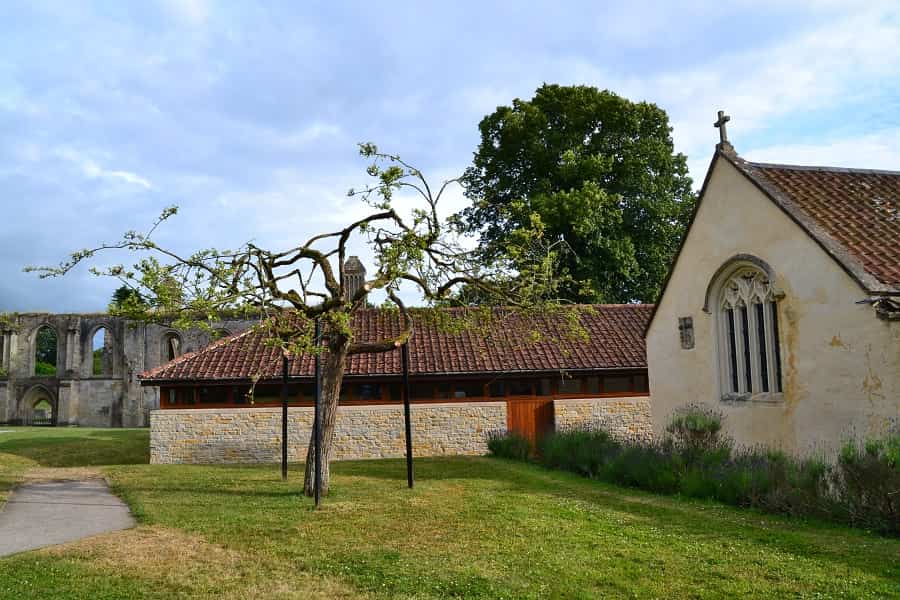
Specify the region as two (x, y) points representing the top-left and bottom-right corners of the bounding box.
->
(716, 265), (783, 400)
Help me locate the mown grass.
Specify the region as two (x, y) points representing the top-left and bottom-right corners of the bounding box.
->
(0, 427), (898, 599)
(0, 427), (148, 506)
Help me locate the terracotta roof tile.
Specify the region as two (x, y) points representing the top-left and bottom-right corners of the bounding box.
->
(140, 305), (652, 383)
(736, 160), (900, 292)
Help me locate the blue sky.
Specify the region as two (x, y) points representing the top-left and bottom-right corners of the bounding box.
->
(2, 1), (899, 312)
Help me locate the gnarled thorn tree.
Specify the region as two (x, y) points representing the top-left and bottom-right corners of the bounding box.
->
(27, 143), (571, 495)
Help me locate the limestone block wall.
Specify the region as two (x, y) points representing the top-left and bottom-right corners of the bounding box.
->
(553, 396), (652, 443)
(150, 402), (507, 464)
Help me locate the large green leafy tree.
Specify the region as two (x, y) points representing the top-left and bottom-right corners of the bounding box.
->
(457, 84), (695, 303)
(109, 284), (146, 311)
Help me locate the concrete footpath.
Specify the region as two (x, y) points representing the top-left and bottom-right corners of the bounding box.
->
(0, 480), (134, 557)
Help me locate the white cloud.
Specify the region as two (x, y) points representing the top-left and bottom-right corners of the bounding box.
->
(160, 0), (211, 25)
(259, 121), (344, 151)
(55, 148), (155, 190)
(667, 7), (900, 149)
(745, 128), (900, 170)
(470, 3), (900, 180)
(640, 4), (900, 178)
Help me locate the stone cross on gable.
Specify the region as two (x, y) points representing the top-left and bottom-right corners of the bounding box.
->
(714, 110), (734, 152)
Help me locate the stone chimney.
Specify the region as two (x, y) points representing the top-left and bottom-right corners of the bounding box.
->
(342, 256), (366, 302)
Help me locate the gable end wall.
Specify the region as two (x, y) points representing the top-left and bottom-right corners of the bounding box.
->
(646, 156), (899, 455)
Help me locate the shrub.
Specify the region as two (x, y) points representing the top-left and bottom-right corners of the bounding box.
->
(665, 403), (731, 464)
(539, 428), (617, 477)
(605, 442), (681, 494)
(833, 432), (900, 534)
(34, 360), (57, 375)
(491, 407), (899, 536)
(486, 430), (532, 461)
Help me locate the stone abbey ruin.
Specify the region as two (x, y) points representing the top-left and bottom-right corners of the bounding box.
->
(0, 313), (255, 427)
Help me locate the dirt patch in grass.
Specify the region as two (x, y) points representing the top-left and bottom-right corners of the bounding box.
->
(40, 526), (368, 599)
(22, 467), (104, 482)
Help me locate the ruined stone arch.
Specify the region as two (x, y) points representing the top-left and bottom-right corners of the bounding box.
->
(20, 383), (57, 425)
(87, 324), (116, 377)
(31, 323), (60, 376)
(161, 331), (183, 363)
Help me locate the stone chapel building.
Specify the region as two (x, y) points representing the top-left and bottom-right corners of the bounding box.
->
(646, 118), (899, 455)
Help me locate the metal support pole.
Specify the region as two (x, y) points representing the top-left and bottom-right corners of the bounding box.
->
(281, 354), (289, 481)
(401, 343), (414, 488)
(314, 318), (323, 507)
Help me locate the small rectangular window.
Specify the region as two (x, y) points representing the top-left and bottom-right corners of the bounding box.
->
(603, 376), (632, 393)
(388, 383), (403, 401)
(585, 377), (600, 394)
(509, 380), (533, 396)
(558, 378), (581, 394)
(232, 386), (248, 405)
(454, 382), (484, 398)
(252, 385), (281, 404)
(296, 383), (310, 403)
(488, 381), (506, 397)
(176, 388), (195, 405)
(536, 379), (552, 396)
(678, 316), (695, 349)
(633, 374), (649, 393)
(436, 383), (453, 399)
(355, 383), (382, 401)
(198, 387), (229, 404)
(411, 383), (433, 400)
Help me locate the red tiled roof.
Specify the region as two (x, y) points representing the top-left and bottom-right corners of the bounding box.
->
(733, 158), (900, 293)
(140, 305), (652, 383)
(645, 150), (900, 337)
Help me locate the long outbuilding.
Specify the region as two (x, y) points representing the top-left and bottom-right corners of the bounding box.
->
(140, 305), (653, 464)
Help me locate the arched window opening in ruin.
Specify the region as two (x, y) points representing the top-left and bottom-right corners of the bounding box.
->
(162, 332), (182, 363)
(32, 398), (53, 425)
(213, 329), (230, 340)
(34, 325), (58, 376)
(91, 327), (114, 377)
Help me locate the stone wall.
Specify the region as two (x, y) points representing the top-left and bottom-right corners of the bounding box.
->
(553, 396), (653, 442)
(150, 402), (507, 464)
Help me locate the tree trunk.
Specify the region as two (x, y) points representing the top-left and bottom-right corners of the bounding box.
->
(303, 338), (349, 497)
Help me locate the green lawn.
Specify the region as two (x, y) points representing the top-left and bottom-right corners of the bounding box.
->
(0, 427), (898, 599)
(0, 427), (148, 506)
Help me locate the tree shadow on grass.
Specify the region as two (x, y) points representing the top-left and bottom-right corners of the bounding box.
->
(0, 429), (150, 467)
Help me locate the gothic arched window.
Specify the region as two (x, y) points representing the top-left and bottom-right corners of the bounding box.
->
(162, 332), (182, 363)
(717, 266), (783, 398)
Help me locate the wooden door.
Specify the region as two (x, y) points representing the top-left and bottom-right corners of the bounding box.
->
(507, 398), (555, 448)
